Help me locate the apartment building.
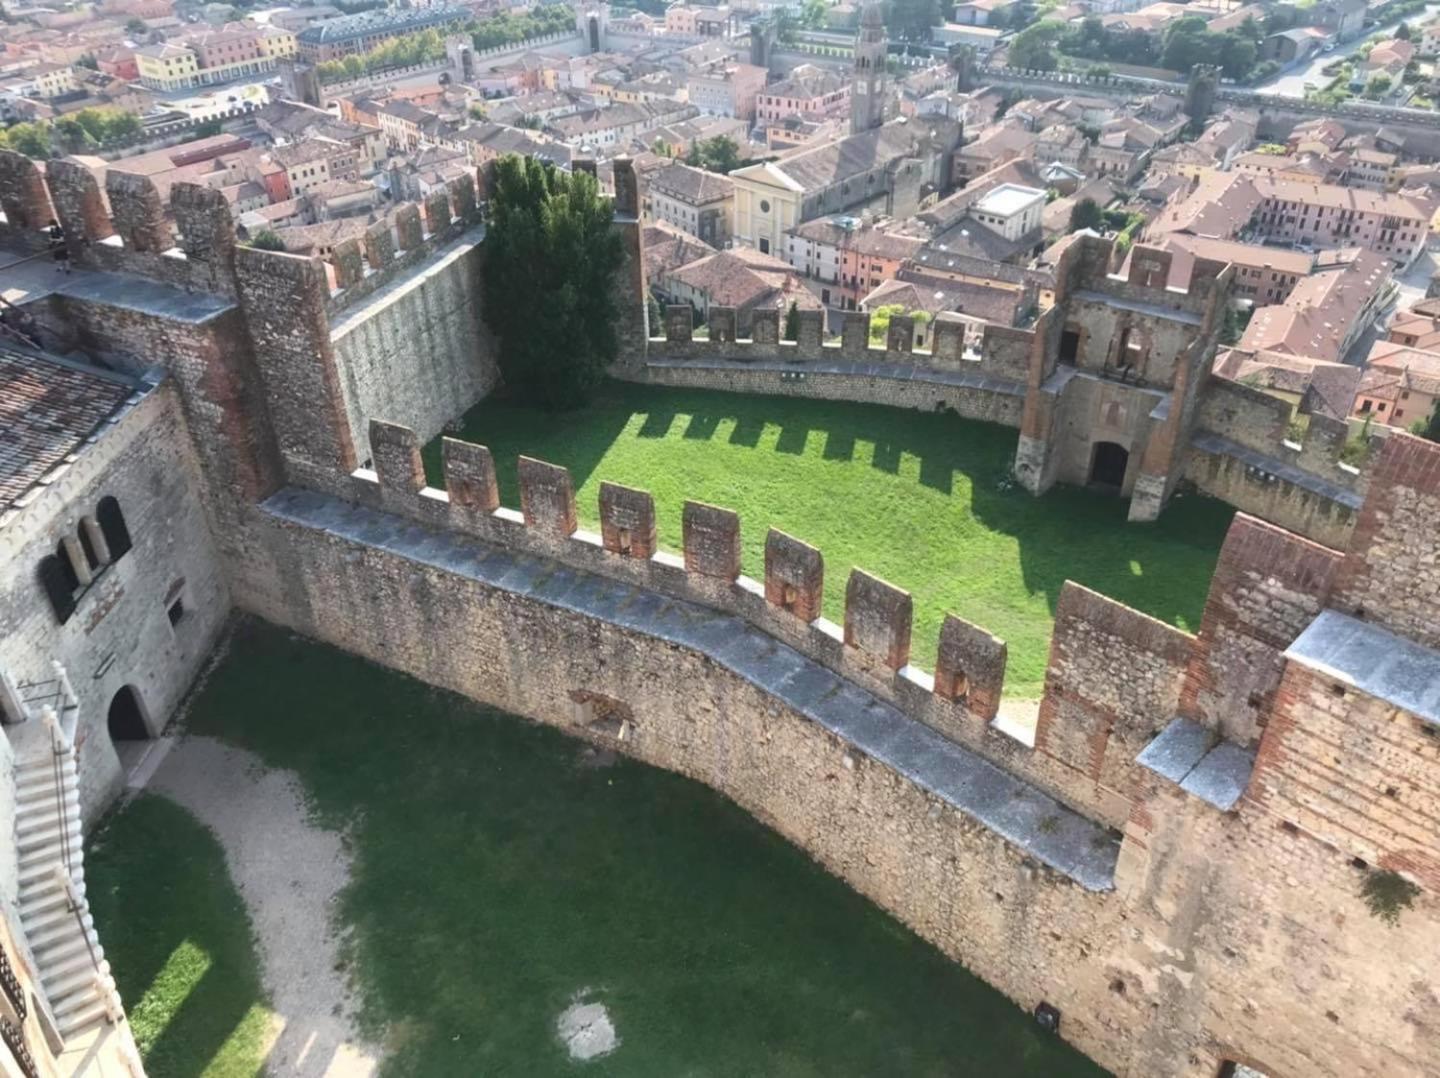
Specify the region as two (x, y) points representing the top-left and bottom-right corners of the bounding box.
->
(645, 161), (735, 247)
(753, 66), (849, 125)
(784, 215), (923, 310)
(1253, 177), (1430, 266)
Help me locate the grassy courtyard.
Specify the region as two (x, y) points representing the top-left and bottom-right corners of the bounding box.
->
(91, 620), (1111, 1076)
(424, 382), (1233, 697)
(87, 795), (272, 1078)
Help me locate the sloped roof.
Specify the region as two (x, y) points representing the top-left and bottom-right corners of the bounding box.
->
(0, 346), (141, 512)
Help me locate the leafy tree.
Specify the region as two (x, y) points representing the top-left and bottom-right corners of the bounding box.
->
(693, 135), (740, 174)
(246, 229), (286, 251)
(1009, 20), (1065, 71)
(1361, 869), (1420, 925)
(1396, 21), (1413, 40)
(799, 0), (827, 28)
(867, 304), (914, 344)
(125, 16), (147, 35)
(0, 122), (52, 158)
(889, 0), (941, 41)
(481, 154), (624, 410)
(1365, 73), (1393, 98)
(1069, 197), (1104, 233)
(77, 53), (98, 70)
(1421, 401), (1440, 443)
(1160, 16), (1262, 79)
(783, 300), (799, 341)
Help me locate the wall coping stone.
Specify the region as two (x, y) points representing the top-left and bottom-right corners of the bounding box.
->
(1191, 431), (1364, 510)
(646, 356), (1027, 397)
(262, 484), (1120, 891)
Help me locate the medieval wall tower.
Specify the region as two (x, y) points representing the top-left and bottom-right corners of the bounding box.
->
(850, 1), (888, 135)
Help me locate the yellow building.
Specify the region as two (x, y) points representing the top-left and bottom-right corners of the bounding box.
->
(728, 161), (804, 256)
(29, 63), (79, 99)
(135, 42), (200, 90)
(258, 24), (299, 60)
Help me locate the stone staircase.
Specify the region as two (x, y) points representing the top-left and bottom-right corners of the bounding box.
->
(13, 711), (122, 1043)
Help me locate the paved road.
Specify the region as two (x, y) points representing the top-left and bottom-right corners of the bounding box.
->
(1258, 4), (1440, 98)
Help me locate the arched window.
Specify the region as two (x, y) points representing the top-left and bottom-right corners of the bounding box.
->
(78, 525), (101, 570)
(54, 539), (80, 592)
(97, 496), (132, 560)
(38, 555), (78, 625)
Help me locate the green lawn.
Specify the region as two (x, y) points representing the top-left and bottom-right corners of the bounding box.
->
(173, 618), (1112, 1077)
(424, 382), (1233, 697)
(86, 794), (272, 1078)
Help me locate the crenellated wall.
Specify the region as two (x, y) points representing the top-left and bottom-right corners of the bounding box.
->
(7, 143), (1440, 1078)
(219, 414), (1440, 1078)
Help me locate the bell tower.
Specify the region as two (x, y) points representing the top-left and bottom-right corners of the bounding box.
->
(851, 1), (888, 134)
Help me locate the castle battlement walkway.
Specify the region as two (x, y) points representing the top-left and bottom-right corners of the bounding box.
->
(262, 485), (1122, 892)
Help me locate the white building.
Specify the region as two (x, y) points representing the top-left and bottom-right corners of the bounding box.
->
(970, 183), (1046, 242)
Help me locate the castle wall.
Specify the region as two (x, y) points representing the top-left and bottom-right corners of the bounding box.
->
(221, 459), (1440, 1078)
(1035, 373), (1163, 495)
(1184, 443), (1359, 550)
(636, 357), (1025, 426)
(1177, 515), (1341, 746)
(329, 232), (499, 456)
(0, 384), (229, 830)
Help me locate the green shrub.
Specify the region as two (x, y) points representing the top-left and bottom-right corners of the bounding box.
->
(1361, 869), (1421, 925)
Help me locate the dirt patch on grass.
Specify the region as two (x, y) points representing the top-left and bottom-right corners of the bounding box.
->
(148, 736), (381, 1077)
(556, 991), (619, 1062)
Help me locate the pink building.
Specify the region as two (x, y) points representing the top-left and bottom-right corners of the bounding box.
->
(753, 64), (848, 125)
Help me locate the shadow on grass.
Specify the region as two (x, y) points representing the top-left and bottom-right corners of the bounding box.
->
(424, 380), (1234, 685)
(178, 619), (1114, 1078)
(86, 794), (270, 1078)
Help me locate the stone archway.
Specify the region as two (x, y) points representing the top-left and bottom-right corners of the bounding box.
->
(107, 685), (150, 742)
(1089, 441), (1129, 491)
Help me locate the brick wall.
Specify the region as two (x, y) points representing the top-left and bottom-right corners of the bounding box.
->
(1333, 434), (1440, 649)
(1179, 515), (1341, 745)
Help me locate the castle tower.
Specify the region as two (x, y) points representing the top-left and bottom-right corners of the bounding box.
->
(851, 1), (888, 135)
(576, 2), (609, 53)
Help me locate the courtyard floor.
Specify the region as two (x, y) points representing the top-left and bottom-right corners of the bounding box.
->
(87, 620), (1112, 1077)
(425, 382), (1234, 697)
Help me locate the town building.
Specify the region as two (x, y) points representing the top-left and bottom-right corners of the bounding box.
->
(644, 160), (734, 247)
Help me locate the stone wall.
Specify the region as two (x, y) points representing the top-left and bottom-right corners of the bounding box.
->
(0, 384), (229, 829)
(1331, 433), (1440, 650)
(1184, 441), (1360, 551)
(637, 358), (1025, 427)
(218, 417), (1440, 1078)
(1178, 515), (1341, 746)
(330, 231), (499, 455)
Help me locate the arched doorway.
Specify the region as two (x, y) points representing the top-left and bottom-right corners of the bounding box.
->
(107, 686), (150, 742)
(1089, 441), (1129, 491)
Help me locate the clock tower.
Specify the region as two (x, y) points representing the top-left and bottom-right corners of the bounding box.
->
(851, 1), (888, 135)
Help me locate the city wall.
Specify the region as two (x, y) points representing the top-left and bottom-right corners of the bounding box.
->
(223, 412), (1440, 1078)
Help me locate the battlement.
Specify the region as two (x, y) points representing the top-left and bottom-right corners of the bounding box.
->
(316, 169), (483, 316)
(1055, 234), (1231, 320)
(0, 149), (243, 297)
(307, 418), (1440, 870)
(643, 301), (1038, 385)
(1186, 373), (1382, 548)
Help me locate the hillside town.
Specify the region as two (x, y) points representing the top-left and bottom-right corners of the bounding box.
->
(4, 0), (1440, 1075)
